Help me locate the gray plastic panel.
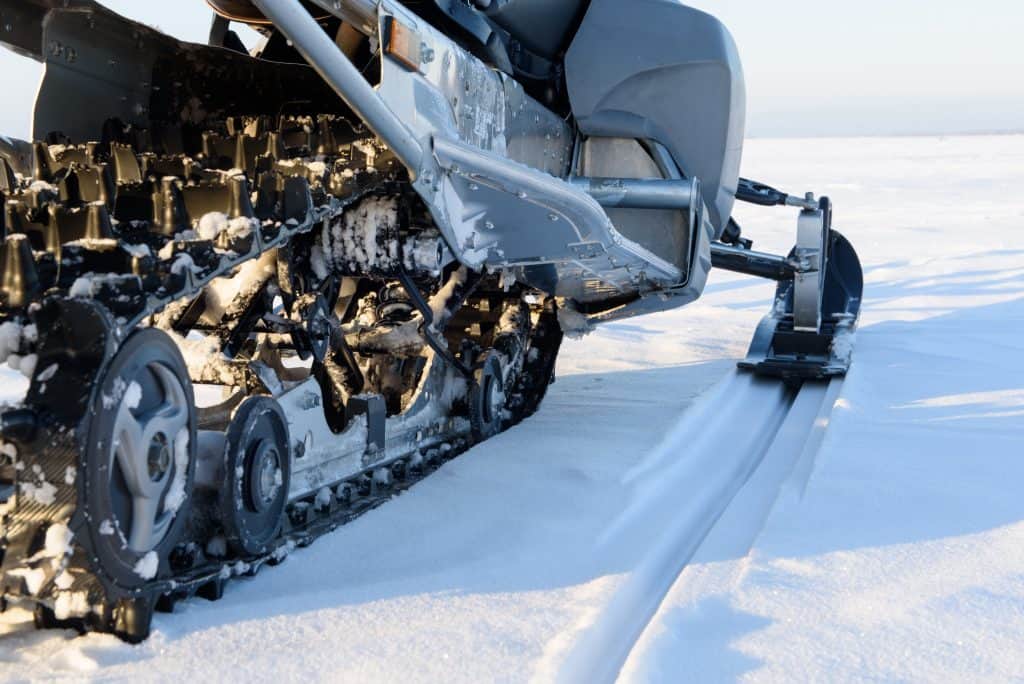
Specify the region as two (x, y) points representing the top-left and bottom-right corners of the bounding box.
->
(483, 0), (586, 58)
(565, 0), (746, 236)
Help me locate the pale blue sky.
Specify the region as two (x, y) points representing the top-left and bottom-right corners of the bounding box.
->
(0, 0), (1022, 138)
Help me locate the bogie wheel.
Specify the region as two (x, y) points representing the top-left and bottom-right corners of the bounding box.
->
(219, 396), (291, 556)
(82, 328), (197, 591)
(469, 351), (506, 441)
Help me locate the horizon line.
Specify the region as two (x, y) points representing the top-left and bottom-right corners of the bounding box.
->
(747, 128), (1024, 140)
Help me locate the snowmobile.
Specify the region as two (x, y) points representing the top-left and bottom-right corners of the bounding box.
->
(0, 0), (863, 641)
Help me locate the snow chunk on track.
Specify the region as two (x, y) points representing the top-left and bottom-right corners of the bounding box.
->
(196, 211), (257, 241)
(133, 551), (158, 580)
(324, 196), (399, 271)
(556, 299), (593, 339)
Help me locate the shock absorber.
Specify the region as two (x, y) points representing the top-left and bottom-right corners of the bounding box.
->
(375, 282), (416, 326)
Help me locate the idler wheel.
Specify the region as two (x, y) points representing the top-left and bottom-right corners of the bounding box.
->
(219, 396), (291, 556)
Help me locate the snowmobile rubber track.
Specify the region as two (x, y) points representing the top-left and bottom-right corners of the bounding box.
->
(0, 121), (563, 641)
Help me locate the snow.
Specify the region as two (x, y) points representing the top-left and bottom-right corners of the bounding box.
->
(427, 266), (467, 325)
(66, 238), (119, 252)
(206, 535), (228, 558)
(101, 377), (129, 410)
(323, 196), (400, 271)
(163, 428), (190, 513)
(197, 211), (229, 241)
(6, 352), (36, 379)
(196, 212), (257, 241)
(36, 363), (58, 383)
(402, 233), (443, 274)
(620, 134), (1024, 682)
(0, 134), (1022, 680)
(6, 568), (45, 596)
(43, 523), (73, 560)
(69, 273), (142, 298)
(170, 252), (202, 276)
(121, 242), (152, 259)
(123, 381), (142, 410)
(168, 331), (238, 387)
(53, 592), (91, 621)
(0, 321), (23, 364)
(314, 486), (333, 510)
(53, 570), (74, 590)
(556, 298), (594, 339)
(133, 552), (159, 580)
(0, 441), (16, 460)
(28, 180), (57, 194)
(199, 254), (277, 325)
(18, 465), (56, 505)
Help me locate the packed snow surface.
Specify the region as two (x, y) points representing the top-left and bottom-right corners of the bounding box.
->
(2, 135), (1024, 681)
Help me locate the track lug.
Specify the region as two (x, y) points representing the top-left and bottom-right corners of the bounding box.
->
(373, 467), (393, 489)
(170, 544), (199, 572)
(197, 578), (227, 601)
(288, 503), (310, 527)
(155, 593), (179, 614)
(390, 460), (407, 481)
(313, 494), (332, 515)
(356, 475), (372, 497)
(112, 595), (155, 644)
(335, 482), (354, 506)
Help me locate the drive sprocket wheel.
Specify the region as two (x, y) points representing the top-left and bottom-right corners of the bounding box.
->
(81, 328), (197, 590)
(219, 395), (291, 556)
(469, 351), (506, 441)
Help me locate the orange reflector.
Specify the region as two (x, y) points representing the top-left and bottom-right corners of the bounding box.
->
(383, 16), (422, 72)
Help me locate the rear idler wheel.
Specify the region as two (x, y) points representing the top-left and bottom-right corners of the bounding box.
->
(219, 396), (291, 557)
(80, 328), (197, 642)
(469, 351), (507, 441)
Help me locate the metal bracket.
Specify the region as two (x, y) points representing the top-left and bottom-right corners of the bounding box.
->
(792, 204), (826, 332)
(712, 190), (862, 380)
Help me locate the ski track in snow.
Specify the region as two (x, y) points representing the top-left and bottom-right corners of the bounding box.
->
(2, 135), (1024, 681)
(553, 378), (846, 684)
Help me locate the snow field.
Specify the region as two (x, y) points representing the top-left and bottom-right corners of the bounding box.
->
(1, 135), (1022, 681)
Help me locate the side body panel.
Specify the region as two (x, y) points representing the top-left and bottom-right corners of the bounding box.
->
(565, 0), (746, 236)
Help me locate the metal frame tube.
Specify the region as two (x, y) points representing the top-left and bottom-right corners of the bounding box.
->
(305, 0), (380, 36)
(710, 243), (795, 281)
(251, 0), (424, 176)
(568, 177), (698, 210)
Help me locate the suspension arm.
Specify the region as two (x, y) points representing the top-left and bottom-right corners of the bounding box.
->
(709, 243), (797, 281)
